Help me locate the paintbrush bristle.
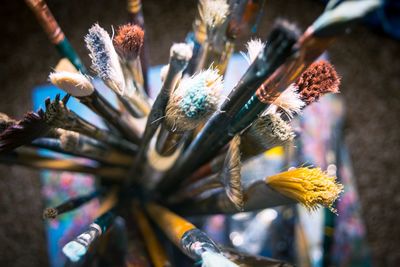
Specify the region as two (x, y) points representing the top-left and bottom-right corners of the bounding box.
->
(241, 39), (265, 65)
(266, 167), (344, 212)
(165, 68), (222, 131)
(295, 60), (340, 105)
(266, 84), (305, 118)
(62, 240), (87, 262)
(199, 0), (230, 29)
(49, 71), (94, 97)
(0, 113), (16, 133)
(220, 135), (243, 211)
(43, 207), (58, 219)
(170, 43), (193, 62)
(241, 113), (295, 159)
(201, 251), (239, 267)
(0, 110), (50, 152)
(113, 23), (144, 61)
(85, 24), (125, 95)
(60, 130), (80, 152)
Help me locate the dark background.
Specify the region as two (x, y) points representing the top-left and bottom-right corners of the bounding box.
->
(0, 0), (399, 266)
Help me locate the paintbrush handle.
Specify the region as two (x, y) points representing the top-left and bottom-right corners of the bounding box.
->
(25, 0), (87, 73)
(56, 191), (100, 214)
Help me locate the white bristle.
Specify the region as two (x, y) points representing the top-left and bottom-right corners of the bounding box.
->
(85, 24), (126, 95)
(165, 68), (222, 131)
(170, 43), (193, 61)
(199, 0), (230, 28)
(241, 39), (265, 65)
(201, 251), (239, 267)
(49, 71), (94, 97)
(265, 84), (305, 118)
(160, 64), (169, 83)
(62, 240), (87, 262)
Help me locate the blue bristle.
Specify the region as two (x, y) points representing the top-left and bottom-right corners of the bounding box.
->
(179, 77), (209, 118)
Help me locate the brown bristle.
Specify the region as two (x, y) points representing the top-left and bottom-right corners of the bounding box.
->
(0, 113), (17, 133)
(113, 24), (144, 60)
(0, 110), (50, 153)
(295, 60), (340, 105)
(43, 207), (58, 219)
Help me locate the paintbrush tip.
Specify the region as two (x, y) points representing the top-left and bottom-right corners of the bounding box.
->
(201, 251), (239, 267)
(199, 0), (230, 28)
(170, 43), (193, 62)
(62, 240), (87, 262)
(43, 207), (58, 219)
(49, 71), (94, 97)
(113, 23), (144, 60)
(295, 60), (340, 105)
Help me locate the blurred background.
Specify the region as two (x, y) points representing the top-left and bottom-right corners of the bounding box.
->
(0, 0), (399, 266)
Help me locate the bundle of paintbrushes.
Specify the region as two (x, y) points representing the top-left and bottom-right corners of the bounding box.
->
(1, 0), (380, 265)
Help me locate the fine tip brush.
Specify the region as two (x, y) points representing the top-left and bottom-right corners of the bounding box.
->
(43, 190), (102, 219)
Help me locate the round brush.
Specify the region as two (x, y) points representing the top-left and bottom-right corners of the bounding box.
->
(240, 113), (295, 161)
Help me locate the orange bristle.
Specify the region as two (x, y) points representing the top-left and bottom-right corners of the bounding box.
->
(113, 23), (144, 60)
(295, 60), (340, 105)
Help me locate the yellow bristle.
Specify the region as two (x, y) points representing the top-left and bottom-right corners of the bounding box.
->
(266, 167), (343, 212)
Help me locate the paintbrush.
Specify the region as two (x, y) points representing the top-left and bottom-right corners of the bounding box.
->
(24, 0), (87, 74)
(173, 167), (343, 215)
(126, 0), (150, 94)
(240, 113), (295, 161)
(85, 23), (150, 118)
(132, 202), (172, 267)
(146, 202), (239, 267)
(43, 94), (137, 154)
(62, 189), (117, 263)
(156, 20), (298, 195)
(114, 24), (148, 101)
(43, 190), (102, 219)
(155, 68), (223, 156)
(0, 113), (17, 133)
(0, 110), (51, 153)
(196, 0), (232, 74)
(133, 43), (192, 173)
(158, 0), (380, 194)
(221, 246), (293, 267)
(49, 71), (141, 143)
(0, 147), (127, 180)
(169, 135), (243, 210)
